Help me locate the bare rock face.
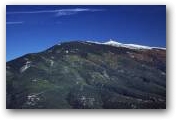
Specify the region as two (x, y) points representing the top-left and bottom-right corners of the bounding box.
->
(6, 41), (166, 109)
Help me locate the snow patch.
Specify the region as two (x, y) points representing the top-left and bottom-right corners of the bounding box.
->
(32, 79), (37, 82)
(86, 39), (166, 50)
(152, 47), (166, 50)
(103, 70), (109, 79)
(124, 44), (152, 49)
(103, 40), (152, 50)
(49, 60), (54, 66)
(26, 94), (40, 106)
(66, 50), (69, 53)
(20, 61), (31, 73)
(79, 96), (95, 107)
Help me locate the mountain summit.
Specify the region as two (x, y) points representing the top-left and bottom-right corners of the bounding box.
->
(6, 40), (166, 109)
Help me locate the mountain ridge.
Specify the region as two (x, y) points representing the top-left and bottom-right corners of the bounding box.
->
(87, 39), (166, 50)
(7, 40), (166, 62)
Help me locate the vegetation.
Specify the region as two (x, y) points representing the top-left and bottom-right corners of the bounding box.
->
(6, 41), (166, 109)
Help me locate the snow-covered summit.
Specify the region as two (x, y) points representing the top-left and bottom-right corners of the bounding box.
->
(103, 40), (122, 46)
(103, 40), (152, 49)
(87, 39), (166, 50)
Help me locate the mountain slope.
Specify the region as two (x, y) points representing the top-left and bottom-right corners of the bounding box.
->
(6, 40), (166, 109)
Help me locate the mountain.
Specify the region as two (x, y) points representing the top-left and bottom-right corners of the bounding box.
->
(6, 40), (166, 109)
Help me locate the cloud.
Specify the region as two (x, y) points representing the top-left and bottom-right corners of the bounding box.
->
(6, 8), (105, 17)
(56, 8), (104, 17)
(6, 10), (59, 14)
(6, 21), (24, 25)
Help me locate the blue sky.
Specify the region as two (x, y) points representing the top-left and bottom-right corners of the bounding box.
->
(6, 5), (166, 61)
